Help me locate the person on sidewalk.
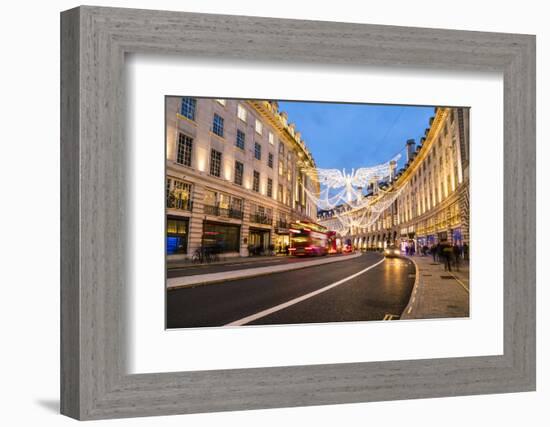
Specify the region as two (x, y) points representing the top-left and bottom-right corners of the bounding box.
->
(453, 243), (461, 272)
(440, 240), (453, 271)
(430, 243), (438, 262)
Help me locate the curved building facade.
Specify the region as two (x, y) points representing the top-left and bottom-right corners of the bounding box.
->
(319, 106), (470, 252)
(166, 97), (319, 260)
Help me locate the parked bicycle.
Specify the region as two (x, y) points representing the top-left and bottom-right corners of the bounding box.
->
(191, 246), (220, 264)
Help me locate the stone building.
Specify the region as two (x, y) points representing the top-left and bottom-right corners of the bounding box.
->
(319, 106), (470, 251)
(166, 97), (319, 260)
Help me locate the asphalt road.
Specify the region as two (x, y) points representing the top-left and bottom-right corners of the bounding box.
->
(166, 252), (415, 329)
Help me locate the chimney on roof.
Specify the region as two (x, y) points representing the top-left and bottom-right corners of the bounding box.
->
(406, 139), (416, 162)
(389, 160), (397, 181)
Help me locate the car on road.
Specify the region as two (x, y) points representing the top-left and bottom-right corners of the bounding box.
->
(342, 238), (353, 253)
(383, 245), (401, 258)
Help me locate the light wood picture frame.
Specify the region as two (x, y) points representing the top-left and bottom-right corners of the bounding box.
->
(60, 6), (536, 420)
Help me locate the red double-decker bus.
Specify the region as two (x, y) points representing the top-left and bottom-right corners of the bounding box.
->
(288, 221), (329, 256)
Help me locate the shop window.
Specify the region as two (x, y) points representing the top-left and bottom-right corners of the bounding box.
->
(166, 218), (189, 254)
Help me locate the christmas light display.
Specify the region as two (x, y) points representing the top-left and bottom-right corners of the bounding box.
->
(301, 154), (406, 234)
(300, 154), (401, 210)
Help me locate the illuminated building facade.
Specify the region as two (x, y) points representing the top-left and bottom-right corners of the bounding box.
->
(319, 106), (470, 251)
(166, 97), (318, 260)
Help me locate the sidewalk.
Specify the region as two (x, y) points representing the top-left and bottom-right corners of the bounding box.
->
(167, 254), (283, 270)
(401, 254), (470, 319)
(167, 252), (363, 290)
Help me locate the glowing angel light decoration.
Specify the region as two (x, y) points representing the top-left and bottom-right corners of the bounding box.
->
(301, 154), (401, 211)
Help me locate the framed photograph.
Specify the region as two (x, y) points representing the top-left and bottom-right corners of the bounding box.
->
(61, 6), (535, 420)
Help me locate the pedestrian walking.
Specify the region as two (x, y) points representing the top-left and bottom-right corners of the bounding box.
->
(422, 244), (429, 256)
(431, 243), (438, 262)
(441, 240), (452, 272)
(453, 243), (461, 271)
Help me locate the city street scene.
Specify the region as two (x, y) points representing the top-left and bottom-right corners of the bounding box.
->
(165, 97), (470, 328)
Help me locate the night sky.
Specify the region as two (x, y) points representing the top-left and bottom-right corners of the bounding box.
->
(277, 101), (436, 170)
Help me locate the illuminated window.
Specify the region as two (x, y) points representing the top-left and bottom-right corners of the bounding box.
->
(176, 133), (193, 167)
(166, 179), (193, 211)
(278, 160), (283, 176)
(166, 217), (189, 254)
(180, 98), (196, 121)
(255, 119), (263, 135)
(269, 132), (275, 145)
(236, 129), (245, 150)
(237, 104), (247, 122)
(212, 114), (224, 137)
(210, 149), (222, 177)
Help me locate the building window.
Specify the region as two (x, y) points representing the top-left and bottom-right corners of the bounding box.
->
(255, 119), (263, 135)
(278, 184), (283, 202)
(237, 104), (247, 122)
(268, 152), (273, 168)
(180, 98), (196, 121)
(166, 178), (193, 211)
(210, 149), (222, 177)
(236, 129), (245, 150)
(254, 142), (262, 160)
(234, 161), (244, 185)
(176, 133), (193, 167)
(253, 170), (260, 192)
(267, 178), (273, 198)
(212, 114), (224, 137)
(166, 217), (189, 254)
(231, 197), (243, 213)
(203, 222), (240, 253)
(278, 159), (284, 176)
(269, 132), (275, 145)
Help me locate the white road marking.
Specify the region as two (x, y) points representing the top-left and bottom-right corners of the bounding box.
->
(225, 258), (386, 326)
(449, 273), (470, 293)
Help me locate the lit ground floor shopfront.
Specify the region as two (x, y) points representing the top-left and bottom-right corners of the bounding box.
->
(166, 216), (190, 255)
(248, 227), (271, 251)
(274, 232), (290, 254)
(202, 221), (241, 253)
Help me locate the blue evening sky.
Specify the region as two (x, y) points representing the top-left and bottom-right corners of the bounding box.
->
(277, 101), (436, 171)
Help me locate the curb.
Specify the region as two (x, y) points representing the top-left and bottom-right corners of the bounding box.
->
(400, 256), (421, 319)
(167, 252), (365, 290)
(167, 255), (282, 270)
